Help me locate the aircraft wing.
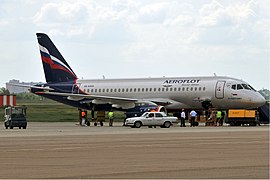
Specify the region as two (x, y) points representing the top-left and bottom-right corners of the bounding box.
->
(142, 98), (177, 106)
(35, 91), (139, 109)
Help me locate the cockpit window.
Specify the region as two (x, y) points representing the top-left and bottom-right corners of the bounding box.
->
(242, 84), (251, 90)
(237, 84), (243, 90)
(231, 83), (256, 91)
(248, 85), (256, 91)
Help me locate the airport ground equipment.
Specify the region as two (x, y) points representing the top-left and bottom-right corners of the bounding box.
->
(258, 102), (269, 124)
(205, 109), (218, 126)
(125, 112), (178, 128)
(4, 106), (27, 129)
(92, 111), (105, 126)
(226, 109), (259, 126)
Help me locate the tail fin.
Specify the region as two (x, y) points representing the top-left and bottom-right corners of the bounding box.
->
(36, 33), (77, 83)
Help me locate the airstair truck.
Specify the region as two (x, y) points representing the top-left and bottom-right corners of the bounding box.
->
(226, 109), (259, 126)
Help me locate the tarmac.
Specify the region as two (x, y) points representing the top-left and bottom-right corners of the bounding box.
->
(0, 122), (269, 179)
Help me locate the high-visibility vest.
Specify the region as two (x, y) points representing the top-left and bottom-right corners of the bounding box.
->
(108, 112), (114, 118)
(216, 111), (222, 118)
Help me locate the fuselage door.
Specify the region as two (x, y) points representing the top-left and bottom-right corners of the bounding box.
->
(72, 83), (81, 94)
(215, 81), (226, 99)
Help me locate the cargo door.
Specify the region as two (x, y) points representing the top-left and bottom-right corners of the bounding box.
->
(215, 81), (226, 99)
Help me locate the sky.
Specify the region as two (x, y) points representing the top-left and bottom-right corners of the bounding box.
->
(0, 0), (269, 90)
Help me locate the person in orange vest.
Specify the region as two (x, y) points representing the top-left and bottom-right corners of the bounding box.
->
(81, 111), (87, 126)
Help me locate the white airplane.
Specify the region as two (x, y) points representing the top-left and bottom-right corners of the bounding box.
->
(31, 33), (265, 117)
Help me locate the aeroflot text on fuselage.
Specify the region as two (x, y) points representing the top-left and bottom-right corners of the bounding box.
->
(163, 79), (200, 84)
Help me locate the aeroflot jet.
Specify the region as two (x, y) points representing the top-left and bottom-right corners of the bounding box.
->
(31, 33), (265, 115)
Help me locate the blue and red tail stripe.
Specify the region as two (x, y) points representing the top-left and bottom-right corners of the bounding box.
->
(37, 33), (77, 83)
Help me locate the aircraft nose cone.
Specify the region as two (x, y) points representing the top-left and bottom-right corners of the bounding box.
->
(255, 94), (266, 107)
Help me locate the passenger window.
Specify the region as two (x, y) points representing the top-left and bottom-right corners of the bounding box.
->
(103, 89), (105, 92)
(178, 87), (181, 91)
(237, 84), (243, 90)
(148, 113), (154, 118)
(153, 88), (156, 92)
(138, 88), (140, 92)
(195, 87), (197, 91)
(126, 88), (128, 92)
(134, 88), (137, 92)
(199, 87), (201, 91)
(186, 87), (189, 91)
(203, 87), (206, 91)
(190, 87), (193, 91)
(182, 87), (185, 91)
(174, 87), (177, 91)
(158, 88), (161, 91)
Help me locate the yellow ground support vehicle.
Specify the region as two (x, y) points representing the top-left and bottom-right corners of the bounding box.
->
(226, 109), (259, 126)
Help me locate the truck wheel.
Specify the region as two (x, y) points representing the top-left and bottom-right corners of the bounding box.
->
(100, 122), (104, 126)
(10, 126), (13, 129)
(94, 122), (98, 126)
(23, 126), (26, 129)
(163, 121), (171, 128)
(134, 121), (142, 128)
(19, 127), (21, 129)
(249, 122), (256, 126)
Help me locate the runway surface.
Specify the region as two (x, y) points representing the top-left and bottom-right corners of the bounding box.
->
(0, 122), (269, 179)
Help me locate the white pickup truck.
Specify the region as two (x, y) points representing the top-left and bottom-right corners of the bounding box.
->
(125, 112), (178, 128)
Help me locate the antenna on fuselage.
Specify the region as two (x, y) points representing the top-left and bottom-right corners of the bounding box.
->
(214, 73), (217, 76)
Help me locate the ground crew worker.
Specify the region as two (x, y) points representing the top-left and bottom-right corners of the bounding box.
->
(180, 109), (186, 127)
(220, 111), (226, 126)
(190, 110), (197, 127)
(216, 111), (222, 126)
(81, 111), (87, 126)
(108, 111), (114, 127)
